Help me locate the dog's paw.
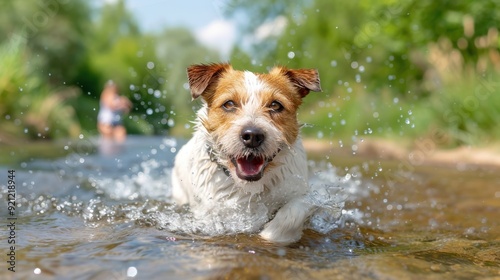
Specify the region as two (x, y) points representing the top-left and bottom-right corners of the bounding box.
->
(259, 199), (315, 244)
(260, 221), (303, 244)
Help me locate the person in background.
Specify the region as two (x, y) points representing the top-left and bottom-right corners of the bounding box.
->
(97, 80), (132, 143)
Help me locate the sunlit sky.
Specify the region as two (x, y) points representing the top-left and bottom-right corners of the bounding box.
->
(100, 0), (239, 57)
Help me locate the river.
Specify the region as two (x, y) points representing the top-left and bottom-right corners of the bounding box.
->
(0, 136), (498, 279)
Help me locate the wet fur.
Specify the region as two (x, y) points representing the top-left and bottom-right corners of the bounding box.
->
(172, 63), (321, 243)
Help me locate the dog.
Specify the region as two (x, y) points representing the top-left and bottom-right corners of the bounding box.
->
(172, 63), (322, 243)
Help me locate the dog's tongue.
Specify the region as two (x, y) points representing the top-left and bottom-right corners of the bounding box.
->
(235, 155), (265, 181)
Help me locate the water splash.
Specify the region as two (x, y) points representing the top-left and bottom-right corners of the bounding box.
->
(5, 137), (372, 239)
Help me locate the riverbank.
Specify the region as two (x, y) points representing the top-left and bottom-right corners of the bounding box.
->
(303, 138), (500, 170)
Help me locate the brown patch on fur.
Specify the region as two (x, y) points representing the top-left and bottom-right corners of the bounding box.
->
(187, 63), (232, 99)
(202, 70), (245, 135)
(272, 67), (322, 97)
(258, 69), (306, 145)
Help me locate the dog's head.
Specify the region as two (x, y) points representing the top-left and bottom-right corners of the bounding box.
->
(187, 63), (321, 182)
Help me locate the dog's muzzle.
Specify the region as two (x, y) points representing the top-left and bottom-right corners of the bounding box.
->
(206, 144), (281, 182)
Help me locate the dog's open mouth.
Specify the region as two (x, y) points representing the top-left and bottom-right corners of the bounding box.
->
(231, 155), (268, 181)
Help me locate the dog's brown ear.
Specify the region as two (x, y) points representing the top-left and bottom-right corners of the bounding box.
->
(283, 68), (322, 98)
(187, 63), (231, 99)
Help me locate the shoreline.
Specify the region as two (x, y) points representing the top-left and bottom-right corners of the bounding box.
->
(303, 138), (500, 170)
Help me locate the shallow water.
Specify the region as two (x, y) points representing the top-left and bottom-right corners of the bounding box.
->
(0, 136), (499, 279)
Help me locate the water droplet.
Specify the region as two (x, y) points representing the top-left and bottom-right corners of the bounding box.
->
(277, 248), (287, 256)
(330, 60), (337, 67)
(147, 61), (155, 69)
(127, 266), (138, 277)
(167, 119), (175, 127)
(287, 51), (295, 59)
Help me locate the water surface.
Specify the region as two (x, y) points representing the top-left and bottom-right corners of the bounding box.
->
(0, 136), (498, 279)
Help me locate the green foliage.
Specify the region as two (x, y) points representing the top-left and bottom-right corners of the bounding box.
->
(428, 73), (500, 145)
(154, 28), (221, 136)
(0, 1), (91, 84)
(0, 0), (220, 142)
(0, 37), (81, 143)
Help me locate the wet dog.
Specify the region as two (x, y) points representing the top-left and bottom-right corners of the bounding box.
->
(172, 63), (322, 243)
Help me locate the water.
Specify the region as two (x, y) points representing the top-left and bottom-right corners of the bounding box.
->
(0, 136), (499, 279)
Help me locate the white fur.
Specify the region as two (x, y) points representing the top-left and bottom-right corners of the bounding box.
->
(172, 73), (318, 244)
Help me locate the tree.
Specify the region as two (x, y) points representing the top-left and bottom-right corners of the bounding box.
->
(0, 1), (92, 84)
(225, 0), (500, 98)
(0, 37), (81, 142)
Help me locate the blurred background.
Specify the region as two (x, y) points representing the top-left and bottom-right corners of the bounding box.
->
(1, 0), (499, 148)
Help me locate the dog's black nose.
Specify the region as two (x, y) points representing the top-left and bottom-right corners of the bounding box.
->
(240, 127), (265, 148)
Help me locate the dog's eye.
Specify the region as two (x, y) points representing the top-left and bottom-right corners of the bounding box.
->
(222, 100), (237, 112)
(269, 101), (284, 113)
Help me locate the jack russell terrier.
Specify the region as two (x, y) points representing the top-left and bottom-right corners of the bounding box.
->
(172, 63), (322, 244)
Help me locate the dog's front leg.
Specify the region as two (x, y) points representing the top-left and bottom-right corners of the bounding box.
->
(259, 197), (317, 244)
